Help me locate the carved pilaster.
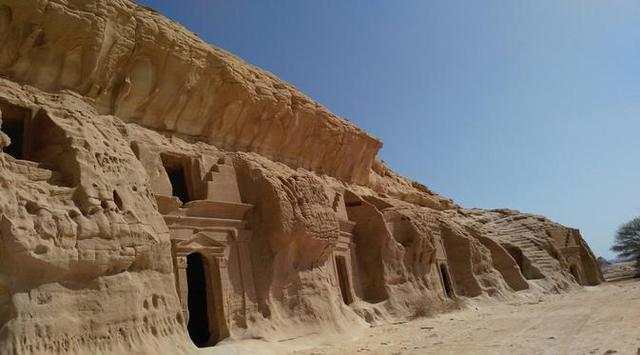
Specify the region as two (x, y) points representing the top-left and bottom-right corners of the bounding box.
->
(174, 255), (189, 322)
(212, 255), (231, 339)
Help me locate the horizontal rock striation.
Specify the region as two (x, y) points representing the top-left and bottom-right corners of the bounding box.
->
(0, 0), (381, 185)
(449, 208), (604, 290)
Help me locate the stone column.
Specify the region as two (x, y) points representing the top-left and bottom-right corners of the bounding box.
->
(212, 255), (231, 339)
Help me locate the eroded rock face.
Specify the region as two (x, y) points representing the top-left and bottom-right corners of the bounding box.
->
(0, 80), (187, 355)
(0, 0), (381, 185)
(0, 1), (603, 354)
(449, 209), (604, 291)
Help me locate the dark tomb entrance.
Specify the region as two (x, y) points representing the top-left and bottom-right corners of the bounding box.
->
(505, 246), (524, 272)
(187, 253), (211, 347)
(439, 264), (454, 298)
(0, 103), (32, 160)
(569, 264), (582, 285)
(162, 155), (192, 204)
(335, 256), (353, 305)
(505, 245), (534, 279)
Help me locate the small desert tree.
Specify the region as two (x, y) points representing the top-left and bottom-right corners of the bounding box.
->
(611, 217), (640, 274)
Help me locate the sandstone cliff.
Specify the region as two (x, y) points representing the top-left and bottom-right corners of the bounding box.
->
(0, 1), (603, 354)
(0, 0), (381, 185)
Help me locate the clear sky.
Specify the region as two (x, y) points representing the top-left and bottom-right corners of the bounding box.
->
(136, 0), (640, 259)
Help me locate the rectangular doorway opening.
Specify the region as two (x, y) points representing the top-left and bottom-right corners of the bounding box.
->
(439, 264), (454, 298)
(1, 103), (32, 160)
(161, 154), (192, 204)
(186, 253), (213, 347)
(335, 256), (353, 305)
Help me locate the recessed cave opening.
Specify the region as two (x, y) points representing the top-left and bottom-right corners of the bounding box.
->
(161, 154), (192, 204)
(335, 255), (353, 305)
(343, 190), (389, 303)
(0, 102), (32, 160)
(505, 246), (527, 277)
(439, 264), (454, 298)
(3, 115), (24, 159)
(0, 106), (75, 187)
(504, 245), (544, 280)
(569, 264), (582, 285)
(167, 165), (190, 203)
(187, 253), (211, 347)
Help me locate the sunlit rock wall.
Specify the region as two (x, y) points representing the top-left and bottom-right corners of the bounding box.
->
(0, 80), (189, 355)
(0, 1), (603, 354)
(0, 0), (381, 185)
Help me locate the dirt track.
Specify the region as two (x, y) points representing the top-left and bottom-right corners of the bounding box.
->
(289, 279), (640, 355)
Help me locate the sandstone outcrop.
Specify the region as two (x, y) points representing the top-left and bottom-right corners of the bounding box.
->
(0, 1), (603, 354)
(0, 0), (381, 185)
(602, 261), (638, 281)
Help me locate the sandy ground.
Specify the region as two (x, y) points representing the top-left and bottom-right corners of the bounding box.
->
(203, 279), (640, 355)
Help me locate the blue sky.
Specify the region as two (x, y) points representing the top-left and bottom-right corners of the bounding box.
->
(136, 0), (640, 259)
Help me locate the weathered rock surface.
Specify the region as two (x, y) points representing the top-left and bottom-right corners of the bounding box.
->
(0, 1), (603, 354)
(602, 261), (638, 281)
(449, 209), (603, 290)
(0, 0), (381, 185)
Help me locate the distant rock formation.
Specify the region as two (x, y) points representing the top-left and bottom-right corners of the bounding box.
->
(601, 261), (638, 281)
(0, 1), (603, 354)
(597, 257), (611, 268)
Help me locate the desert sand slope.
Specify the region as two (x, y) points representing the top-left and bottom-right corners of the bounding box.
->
(286, 279), (640, 355)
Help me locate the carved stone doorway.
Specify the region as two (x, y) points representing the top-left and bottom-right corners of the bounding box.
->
(186, 253), (212, 347)
(439, 264), (454, 298)
(173, 233), (230, 347)
(335, 255), (353, 305)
